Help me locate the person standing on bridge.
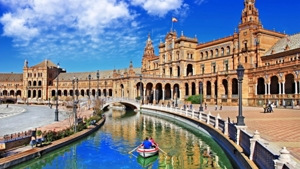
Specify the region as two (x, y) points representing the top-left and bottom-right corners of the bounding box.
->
(6, 104), (8, 108)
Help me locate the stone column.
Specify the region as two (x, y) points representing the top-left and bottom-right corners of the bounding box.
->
(179, 89), (182, 99)
(192, 68), (194, 76)
(255, 84), (257, 95)
(264, 83), (267, 95)
(153, 88), (156, 103)
(268, 83), (271, 95)
(196, 82), (199, 95)
(282, 82), (285, 94)
(143, 89), (146, 101)
(162, 89), (165, 100)
(295, 81), (298, 94)
(279, 82), (281, 94)
(171, 89), (173, 99)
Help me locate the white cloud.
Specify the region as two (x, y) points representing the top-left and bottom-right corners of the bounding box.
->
(195, 0), (205, 5)
(131, 0), (184, 17)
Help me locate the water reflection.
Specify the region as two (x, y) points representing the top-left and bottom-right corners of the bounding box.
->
(13, 109), (232, 169)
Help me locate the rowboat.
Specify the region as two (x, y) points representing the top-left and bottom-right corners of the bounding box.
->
(136, 143), (159, 157)
(137, 154), (159, 168)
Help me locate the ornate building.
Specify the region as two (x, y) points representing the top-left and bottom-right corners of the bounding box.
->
(0, 0), (299, 107)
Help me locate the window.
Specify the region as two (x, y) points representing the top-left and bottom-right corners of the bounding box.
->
(213, 65), (216, 73)
(202, 66), (205, 74)
(245, 56), (248, 63)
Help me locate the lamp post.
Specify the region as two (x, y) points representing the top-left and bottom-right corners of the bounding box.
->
(54, 63), (60, 121)
(76, 77), (78, 101)
(88, 74), (91, 110)
(105, 80), (107, 98)
(155, 89), (158, 104)
(199, 82), (203, 111)
(72, 76), (77, 132)
(175, 87), (178, 107)
(26, 86), (29, 106)
(97, 70), (99, 99)
(236, 64), (245, 126)
(139, 75), (143, 105)
(15, 84), (18, 102)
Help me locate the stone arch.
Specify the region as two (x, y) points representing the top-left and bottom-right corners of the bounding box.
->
(92, 89), (96, 97)
(64, 90), (67, 96)
(270, 76), (279, 94)
(58, 90), (62, 96)
(165, 83), (171, 100)
(222, 79), (228, 95)
(38, 90), (42, 98)
(3, 90), (8, 96)
(205, 51), (208, 58)
(38, 81), (42, 86)
(215, 49), (219, 57)
(177, 66), (180, 77)
(28, 90), (31, 98)
(232, 78), (238, 95)
(33, 81), (37, 86)
(285, 74), (295, 94)
(226, 46), (230, 55)
(10, 90), (14, 96)
(221, 47), (224, 56)
(185, 83), (189, 96)
(136, 82), (143, 98)
(200, 52), (204, 59)
(155, 83), (163, 101)
(17, 90), (22, 97)
(191, 82), (196, 95)
(81, 89), (85, 96)
(120, 84), (124, 98)
(51, 90), (55, 97)
(257, 77), (265, 94)
(173, 84), (180, 99)
(210, 50), (213, 57)
(33, 90), (37, 98)
(145, 83), (153, 103)
(206, 81), (211, 95)
(186, 64), (193, 76)
(28, 81), (32, 86)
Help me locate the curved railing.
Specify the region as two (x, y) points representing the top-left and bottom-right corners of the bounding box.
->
(141, 104), (298, 169)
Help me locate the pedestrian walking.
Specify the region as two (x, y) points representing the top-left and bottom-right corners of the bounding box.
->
(219, 103), (222, 110)
(205, 102), (207, 110)
(215, 103), (217, 111)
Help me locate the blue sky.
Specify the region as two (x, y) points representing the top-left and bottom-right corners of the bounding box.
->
(0, 0), (299, 73)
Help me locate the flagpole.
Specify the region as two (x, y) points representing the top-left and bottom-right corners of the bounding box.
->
(171, 18), (173, 31)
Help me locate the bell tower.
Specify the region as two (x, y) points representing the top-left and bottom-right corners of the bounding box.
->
(239, 0), (261, 29)
(141, 33), (156, 72)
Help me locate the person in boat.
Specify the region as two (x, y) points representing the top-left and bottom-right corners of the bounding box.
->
(142, 137), (152, 149)
(149, 137), (156, 148)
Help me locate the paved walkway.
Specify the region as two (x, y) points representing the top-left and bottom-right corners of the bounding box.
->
(185, 104), (300, 164)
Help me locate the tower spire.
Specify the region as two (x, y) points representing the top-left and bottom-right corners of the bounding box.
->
(239, 0), (260, 29)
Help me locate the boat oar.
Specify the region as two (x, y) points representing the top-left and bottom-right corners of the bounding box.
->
(158, 147), (167, 155)
(128, 144), (141, 154)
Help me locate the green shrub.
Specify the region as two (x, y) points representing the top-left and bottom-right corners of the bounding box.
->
(186, 94), (203, 104)
(135, 96), (140, 100)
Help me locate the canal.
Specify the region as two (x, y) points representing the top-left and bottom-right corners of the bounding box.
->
(13, 109), (233, 169)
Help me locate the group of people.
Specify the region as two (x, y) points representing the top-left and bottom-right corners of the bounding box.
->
(263, 103), (274, 113)
(142, 137), (156, 149)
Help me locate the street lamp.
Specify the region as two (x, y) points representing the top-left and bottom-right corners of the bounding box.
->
(26, 86), (29, 106)
(97, 70), (99, 99)
(15, 84), (18, 102)
(236, 64), (245, 126)
(139, 75), (143, 105)
(76, 77), (78, 101)
(105, 80), (107, 98)
(175, 86), (178, 107)
(199, 82), (203, 111)
(88, 74), (91, 109)
(54, 63), (60, 121)
(155, 89), (158, 104)
(72, 76), (78, 132)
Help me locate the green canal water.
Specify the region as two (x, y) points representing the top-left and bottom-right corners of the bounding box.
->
(13, 109), (233, 169)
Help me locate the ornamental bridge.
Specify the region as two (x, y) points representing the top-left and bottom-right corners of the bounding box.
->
(101, 98), (141, 110)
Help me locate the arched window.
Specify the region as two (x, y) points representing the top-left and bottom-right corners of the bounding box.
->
(200, 52), (203, 59)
